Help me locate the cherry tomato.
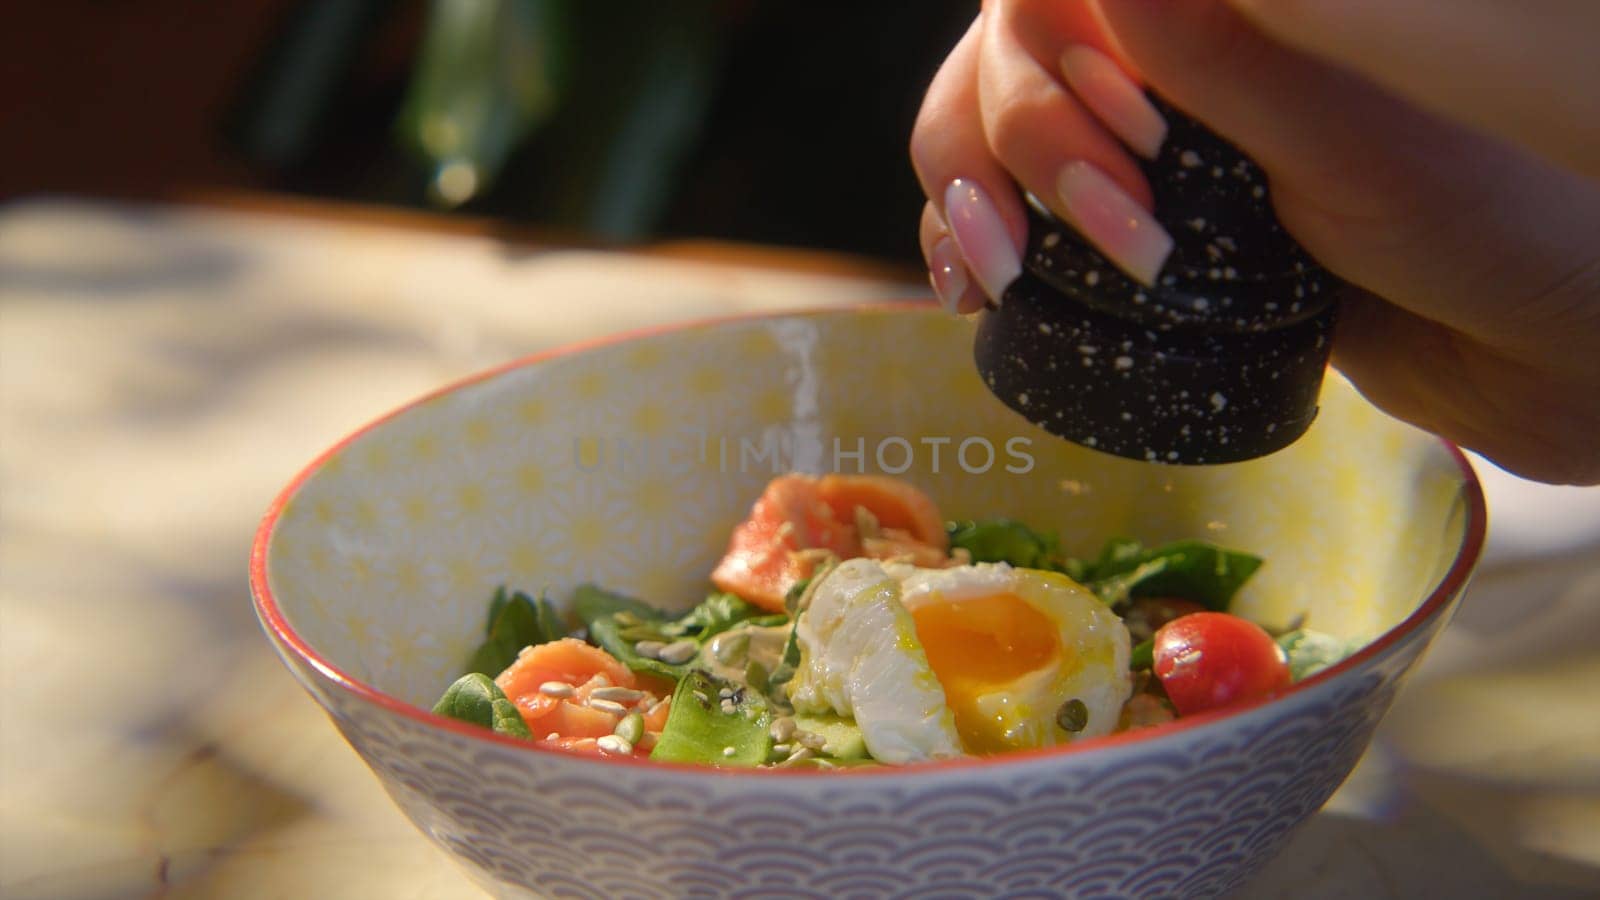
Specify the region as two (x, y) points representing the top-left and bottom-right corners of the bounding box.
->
(1151, 612), (1291, 716)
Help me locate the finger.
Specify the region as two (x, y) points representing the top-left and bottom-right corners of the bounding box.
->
(910, 16), (1025, 302)
(919, 202), (986, 314)
(1228, 0), (1600, 177)
(977, 4), (1175, 284)
(1097, 0), (1600, 345)
(1333, 290), (1600, 485)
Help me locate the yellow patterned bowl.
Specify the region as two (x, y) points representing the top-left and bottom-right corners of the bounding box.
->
(251, 304), (1484, 899)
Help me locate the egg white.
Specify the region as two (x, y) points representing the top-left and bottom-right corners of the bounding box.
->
(787, 558), (963, 764)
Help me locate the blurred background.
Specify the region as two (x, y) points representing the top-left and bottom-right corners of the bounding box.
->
(5, 0), (976, 262)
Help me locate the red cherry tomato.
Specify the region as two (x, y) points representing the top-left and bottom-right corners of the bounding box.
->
(1151, 612), (1291, 716)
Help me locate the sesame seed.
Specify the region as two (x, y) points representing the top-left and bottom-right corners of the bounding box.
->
(722, 746), (737, 758)
(1038, 322), (1053, 335)
(1211, 166), (1224, 178)
(589, 698), (629, 716)
(1210, 392), (1228, 412)
(1084, 270), (1100, 286)
(596, 735), (633, 755)
(1042, 232), (1060, 248)
(1180, 150), (1201, 167)
(538, 681), (575, 698)
(1114, 356), (1134, 371)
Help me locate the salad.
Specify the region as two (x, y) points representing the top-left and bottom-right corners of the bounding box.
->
(431, 474), (1357, 768)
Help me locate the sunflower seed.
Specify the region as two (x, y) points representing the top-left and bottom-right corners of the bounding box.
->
(613, 712), (645, 745)
(596, 735), (633, 755)
(795, 730), (826, 751)
(589, 698), (629, 716)
(769, 717), (796, 743)
(633, 640), (667, 659)
(537, 681), (574, 698)
(591, 686), (646, 703)
(656, 640), (698, 665)
(721, 746), (737, 758)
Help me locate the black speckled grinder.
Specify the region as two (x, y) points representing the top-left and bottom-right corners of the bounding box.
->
(974, 96), (1341, 464)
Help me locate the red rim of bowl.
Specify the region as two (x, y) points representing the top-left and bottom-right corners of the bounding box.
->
(249, 302), (1487, 779)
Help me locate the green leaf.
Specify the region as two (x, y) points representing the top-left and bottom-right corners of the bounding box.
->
(1129, 639), (1154, 670)
(649, 670), (772, 767)
(464, 587), (567, 676)
(946, 519), (1064, 570)
(763, 610), (805, 705)
(1276, 629), (1360, 681)
(576, 585), (784, 684)
(1072, 538), (1262, 611)
(431, 673), (532, 739)
(574, 584), (663, 627)
(658, 592), (784, 642)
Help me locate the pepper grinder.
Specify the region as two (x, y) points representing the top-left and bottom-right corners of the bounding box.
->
(974, 95), (1341, 465)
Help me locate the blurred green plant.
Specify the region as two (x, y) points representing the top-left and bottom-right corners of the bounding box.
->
(399, 0), (721, 237)
(231, 0), (722, 240)
(397, 0), (571, 208)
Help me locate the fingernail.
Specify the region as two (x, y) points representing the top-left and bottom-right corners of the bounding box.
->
(1059, 46), (1167, 160)
(944, 179), (1021, 302)
(927, 236), (970, 315)
(1056, 160), (1173, 286)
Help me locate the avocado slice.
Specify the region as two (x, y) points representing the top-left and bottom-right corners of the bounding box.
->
(793, 712), (870, 760)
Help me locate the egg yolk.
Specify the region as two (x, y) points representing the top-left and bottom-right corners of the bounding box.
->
(911, 593), (1060, 754)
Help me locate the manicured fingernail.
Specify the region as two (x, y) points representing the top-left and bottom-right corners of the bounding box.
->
(927, 236), (970, 315)
(1056, 160), (1173, 286)
(1059, 46), (1167, 159)
(943, 179), (1021, 302)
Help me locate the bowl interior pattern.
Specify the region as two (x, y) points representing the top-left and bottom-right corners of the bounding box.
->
(265, 308), (1469, 707)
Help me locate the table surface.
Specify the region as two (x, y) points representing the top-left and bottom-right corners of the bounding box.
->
(3, 197), (1598, 899)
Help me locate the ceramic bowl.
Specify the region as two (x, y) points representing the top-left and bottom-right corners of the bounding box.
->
(251, 305), (1484, 899)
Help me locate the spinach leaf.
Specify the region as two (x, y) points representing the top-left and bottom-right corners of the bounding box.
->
(465, 587), (567, 676)
(762, 608), (805, 710)
(658, 592), (786, 642)
(573, 583), (662, 625)
(1129, 639), (1154, 670)
(947, 519), (1065, 570)
(575, 585), (785, 684)
(431, 672), (532, 739)
(1276, 629), (1360, 681)
(1071, 538), (1262, 611)
(649, 670), (773, 767)
(946, 523), (1262, 612)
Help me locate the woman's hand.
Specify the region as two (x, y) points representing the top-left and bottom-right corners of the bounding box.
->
(911, 0), (1600, 484)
